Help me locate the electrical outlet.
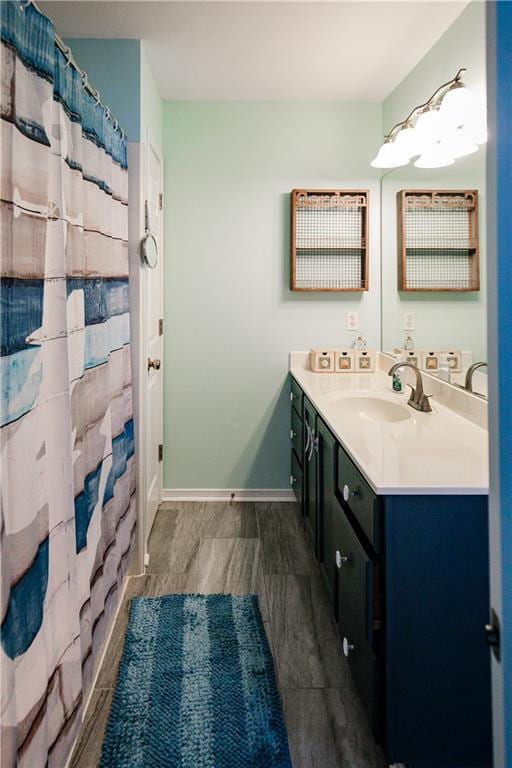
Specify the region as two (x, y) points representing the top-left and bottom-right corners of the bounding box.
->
(346, 311), (359, 331)
(403, 312), (415, 331)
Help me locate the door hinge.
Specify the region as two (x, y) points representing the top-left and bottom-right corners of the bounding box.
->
(158, 444), (163, 462)
(159, 193), (163, 210)
(485, 608), (501, 661)
(159, 318), (164, 336)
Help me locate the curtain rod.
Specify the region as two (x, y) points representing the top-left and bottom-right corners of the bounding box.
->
(19, 0), (126, 139)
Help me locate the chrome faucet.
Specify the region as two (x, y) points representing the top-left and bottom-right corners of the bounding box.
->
(388, 362), (433, 413)
(465, 362), (487, 392)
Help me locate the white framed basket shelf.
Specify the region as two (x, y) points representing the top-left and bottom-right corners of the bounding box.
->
(397, 189), (480, 292)
(290, 189), (369, 292)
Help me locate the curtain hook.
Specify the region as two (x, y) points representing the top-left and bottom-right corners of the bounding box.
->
(81, 71), (88, 90)
(19, 0), (32, 11)
(104, 105), (111, 121)
(112, 118), (118, 132)
(62, 45), (72, 69)
(94, 88), (101, 106)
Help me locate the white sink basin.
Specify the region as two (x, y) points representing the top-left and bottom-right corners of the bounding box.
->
(331, 396), (411, 423)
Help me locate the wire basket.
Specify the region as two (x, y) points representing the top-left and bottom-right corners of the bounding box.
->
(291, 190), (369, 291)
(398, 190), (479, 291)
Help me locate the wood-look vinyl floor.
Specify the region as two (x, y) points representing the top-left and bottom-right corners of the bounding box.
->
(70, 502), (385, 768)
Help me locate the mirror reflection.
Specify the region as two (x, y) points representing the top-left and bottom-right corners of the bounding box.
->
(379, 34), (487, 398)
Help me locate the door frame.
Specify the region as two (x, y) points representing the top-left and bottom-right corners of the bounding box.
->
(142, 129), (164, 554)
(127, 131), (164, 575)
(486, 3), (512, 764)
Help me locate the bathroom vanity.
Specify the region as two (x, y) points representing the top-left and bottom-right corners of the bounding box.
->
(289, 353), (491, 768)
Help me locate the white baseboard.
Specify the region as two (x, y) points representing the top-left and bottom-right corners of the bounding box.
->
(161, 488), (295, 502)
(65, 572), (130, 768)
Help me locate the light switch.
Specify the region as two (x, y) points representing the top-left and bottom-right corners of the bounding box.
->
(403, 312), (415, 331)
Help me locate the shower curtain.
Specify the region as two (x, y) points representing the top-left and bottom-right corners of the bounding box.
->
(1, 3), (136, 766)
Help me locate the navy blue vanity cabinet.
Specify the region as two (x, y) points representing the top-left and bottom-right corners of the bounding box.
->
(383, 494), (491, 768)
(288, 375), (492, 767)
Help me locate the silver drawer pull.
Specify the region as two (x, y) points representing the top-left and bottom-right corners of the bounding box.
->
(335, 550), (349, 569)
(290, 429), (296, 440)
(290, 392), (295, 402)
(290, 475), (297, 486)
(343, 483), (359, 502)
(342, 637), (355, 657)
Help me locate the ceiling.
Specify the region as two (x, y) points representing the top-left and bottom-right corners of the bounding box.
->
(40, 1), (469, 101)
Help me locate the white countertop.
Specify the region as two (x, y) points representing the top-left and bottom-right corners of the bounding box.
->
(290, 354), (489, 496)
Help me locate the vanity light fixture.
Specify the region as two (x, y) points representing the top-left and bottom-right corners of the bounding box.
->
(370, 68), (486, 169)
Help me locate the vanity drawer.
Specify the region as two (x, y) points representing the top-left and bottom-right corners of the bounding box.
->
(290, 377), (303, 416)
(338, 447), (382, 554)
(335, 498), (383, 740)
(290, 406), (303, 463)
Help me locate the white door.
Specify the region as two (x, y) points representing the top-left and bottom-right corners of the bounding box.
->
(143, 134), (164, 551)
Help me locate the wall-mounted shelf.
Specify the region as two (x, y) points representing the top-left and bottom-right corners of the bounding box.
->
(291, 189), (369, 291)
(397, 189), (479, 292)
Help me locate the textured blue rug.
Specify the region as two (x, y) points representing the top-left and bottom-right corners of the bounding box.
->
(100, 594), (292, 768)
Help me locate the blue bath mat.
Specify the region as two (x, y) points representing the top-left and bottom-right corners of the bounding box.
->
(100, 594), (292, 768)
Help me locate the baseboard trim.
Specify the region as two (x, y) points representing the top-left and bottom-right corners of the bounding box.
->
(161, 488), (295, 502)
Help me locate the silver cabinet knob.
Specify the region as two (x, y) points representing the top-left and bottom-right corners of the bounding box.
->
(335, 550), (349, 569)
(342, 483), (358, 502)
(342, 637), (355, 657)
(148, 357), (161, 371)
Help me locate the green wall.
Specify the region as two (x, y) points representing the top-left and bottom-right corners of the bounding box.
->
(66, 39), (141, 141)
(65, 38), (163, 150)
(163, 102), (382, 490)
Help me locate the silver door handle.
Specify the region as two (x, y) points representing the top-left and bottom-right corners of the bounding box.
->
(305, 422), (311, 455)
(308, 432), (316, 462)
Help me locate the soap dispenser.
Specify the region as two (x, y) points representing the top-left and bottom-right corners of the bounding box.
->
(392, 353), (404, 392)
(437, 351), (451, 383)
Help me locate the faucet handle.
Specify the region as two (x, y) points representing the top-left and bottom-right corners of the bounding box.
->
(419, 392), (433, 412)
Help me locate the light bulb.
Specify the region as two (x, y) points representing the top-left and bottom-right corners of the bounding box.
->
(440, 127), (479, 159)
(414, 109), (448, 144)
(414, 142), (454, 169)
(464, 113), (488, 145)
(370, 141), (409, 169)
(440, 84), (476, 128)
(394, 126), (423, 159)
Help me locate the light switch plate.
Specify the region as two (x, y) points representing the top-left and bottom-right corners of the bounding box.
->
(403, 312), (415, 331)
(346, 311), (359, 331)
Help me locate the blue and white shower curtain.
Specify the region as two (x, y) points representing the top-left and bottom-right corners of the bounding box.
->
(1, 3), (136, 765)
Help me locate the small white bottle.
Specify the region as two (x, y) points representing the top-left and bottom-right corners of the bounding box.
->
(437, 352), (451, 383)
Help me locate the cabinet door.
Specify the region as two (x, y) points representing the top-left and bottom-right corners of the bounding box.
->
(290, 405), (303, 464)
(316, 417), (337, 606)
(290, 447), (303, 507)
(334, 500), (382, 739)
(303, 397), (318, 553)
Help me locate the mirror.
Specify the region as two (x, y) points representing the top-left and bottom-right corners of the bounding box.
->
(380, 19), (487, 398)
